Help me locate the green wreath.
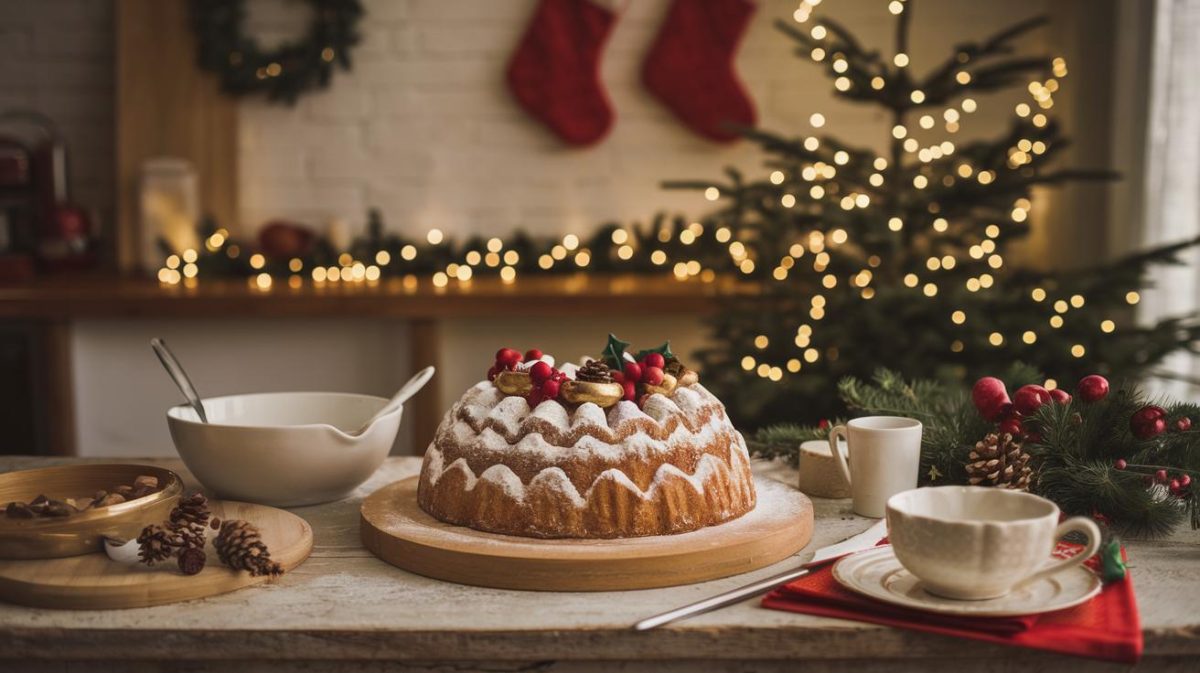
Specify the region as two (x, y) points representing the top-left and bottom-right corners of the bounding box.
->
(189, 0), (363, 105)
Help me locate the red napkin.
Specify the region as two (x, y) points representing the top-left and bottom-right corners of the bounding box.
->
(762, 543), (1142, 664)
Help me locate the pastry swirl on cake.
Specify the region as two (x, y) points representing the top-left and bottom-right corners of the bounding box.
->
(417, 341), (756, 538)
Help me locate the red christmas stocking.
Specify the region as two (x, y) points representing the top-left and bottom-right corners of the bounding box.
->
(506, 0), (618, 147)
(642, 0), (758, 143)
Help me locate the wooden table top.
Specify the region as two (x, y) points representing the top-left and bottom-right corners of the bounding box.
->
(1, 456), (1198, 671)
(0, 273), (751, 320)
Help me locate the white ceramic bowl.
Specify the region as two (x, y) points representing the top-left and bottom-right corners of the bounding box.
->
(167, 392), (402, 507)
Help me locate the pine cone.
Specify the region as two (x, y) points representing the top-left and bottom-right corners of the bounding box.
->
(576, 359), (614, 383)
(214, 519), (282, 577)
(137, 524), (183, 565)
(169, 492), (211, 530)
(177, 546), (207, 576)
(663, 356), (686, 378)
(966, 432), (1033, 491)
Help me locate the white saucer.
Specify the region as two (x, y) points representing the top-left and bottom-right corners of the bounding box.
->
(832, 546), (1102, 617)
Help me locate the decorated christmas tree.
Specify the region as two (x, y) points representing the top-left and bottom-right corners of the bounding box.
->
(667, 1), (1200, 429)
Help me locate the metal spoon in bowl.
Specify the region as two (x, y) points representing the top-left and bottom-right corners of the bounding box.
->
(150, 337), (208, 423)
(352, 366), (436, 436)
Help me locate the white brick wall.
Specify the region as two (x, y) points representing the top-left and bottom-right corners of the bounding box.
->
(238, 0), (1058, 240)
(0, 0), (114, 227)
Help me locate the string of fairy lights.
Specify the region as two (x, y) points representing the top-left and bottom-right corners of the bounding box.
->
(157, 0), (1140, 388)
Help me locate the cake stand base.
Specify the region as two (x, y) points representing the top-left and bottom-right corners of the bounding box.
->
(360, 476), (813, 591)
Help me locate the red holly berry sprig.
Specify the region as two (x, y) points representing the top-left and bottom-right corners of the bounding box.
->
(971, 374), (1110, 439)
(610, 352), (667, 402)
(487, 347), (569, 406)
(527, 359), (568, 406)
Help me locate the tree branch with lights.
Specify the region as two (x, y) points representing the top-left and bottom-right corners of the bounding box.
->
(675, 0), (1200, 428)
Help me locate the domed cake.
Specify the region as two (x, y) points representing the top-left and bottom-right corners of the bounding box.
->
(417, 337), (757, 538)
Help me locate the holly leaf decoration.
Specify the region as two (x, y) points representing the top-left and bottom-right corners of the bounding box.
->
(634, 341), (674, 362)
(601, 334), (631, 370)
(1100, 538), (1127, 583)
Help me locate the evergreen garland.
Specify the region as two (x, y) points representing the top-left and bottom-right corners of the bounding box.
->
(752, 368), (1200, 537)
(189, 0), (363, 105)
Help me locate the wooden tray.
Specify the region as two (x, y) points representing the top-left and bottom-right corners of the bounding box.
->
(0, 500), (312, 609)
(361, 476), (813, 591)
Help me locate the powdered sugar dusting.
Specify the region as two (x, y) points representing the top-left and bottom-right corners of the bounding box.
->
(423, 444), (750, 503)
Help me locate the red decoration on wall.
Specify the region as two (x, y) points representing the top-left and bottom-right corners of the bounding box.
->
(506, 0), (618, 147)
(642, 0), (758, 143)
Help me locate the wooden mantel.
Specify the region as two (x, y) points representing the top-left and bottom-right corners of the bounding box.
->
(0, 273), (749, 320)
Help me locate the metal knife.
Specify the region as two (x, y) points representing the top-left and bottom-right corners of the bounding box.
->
(633, 519), (888, 631)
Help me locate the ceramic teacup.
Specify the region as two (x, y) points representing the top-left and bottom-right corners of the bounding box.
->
(886, 486), (1101, 600)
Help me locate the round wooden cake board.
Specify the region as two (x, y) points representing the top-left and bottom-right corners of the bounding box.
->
(360, 476), (813, 591)
(0, 500), (313, 610)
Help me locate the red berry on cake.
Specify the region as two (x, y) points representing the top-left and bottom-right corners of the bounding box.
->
(529, 361), (553, 383)
(624, 362), (642, 383)
(487, 365), (501, 381)
(622, 380), (637, 401)
(642, 366), (664, 386)
(541, 379), (561, 399)
(524, 349), (544, 362)
(496, 348), (523, 367)
(610, 370), (624, 384)
(643, 353), (666, 370)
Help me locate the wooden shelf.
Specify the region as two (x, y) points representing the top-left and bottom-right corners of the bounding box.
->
(0, 273), (753, 320)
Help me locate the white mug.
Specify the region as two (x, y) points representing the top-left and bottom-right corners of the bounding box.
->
(887, 486), (1102, 600)
(829, 416), (922, 517)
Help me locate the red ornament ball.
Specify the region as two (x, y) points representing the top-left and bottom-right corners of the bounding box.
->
(1177, 417), (1192, 432)
(622, 380), (637, 401)
(1013, 385), (1051, 415)
(999, 415), (1023, 437)
(1077, 375), (1109, 403)
(642, 366), (664, 386)
(1133, 417), (1167, 440)
(1132, 405), (1167, 425)
(540, 379), (561, 399)
(624, 362), (642, 383)
(257, 220), (315, 259)
(1114, 458), (1127, 470)
(495, 348), (522, 367)
(972, 377), (1012, 421)
(524, 349), (544, 362)
(642, 353), (666, 369)
(1049, 389), (1072, 404)
(529, 361), (554, 383)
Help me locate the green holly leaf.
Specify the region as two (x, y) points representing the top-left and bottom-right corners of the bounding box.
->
(634, 341), (674, 362)
(601, 334), (631, 370)
(1100, 538), (1126, 583)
